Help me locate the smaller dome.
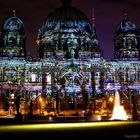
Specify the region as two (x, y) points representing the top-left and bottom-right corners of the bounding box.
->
(116, 15), (137, 35)
(2, 10), (24, 33)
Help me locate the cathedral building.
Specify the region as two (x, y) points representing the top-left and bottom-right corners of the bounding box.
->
(0, 0), (140, 118)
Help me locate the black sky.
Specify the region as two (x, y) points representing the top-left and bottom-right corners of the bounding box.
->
(0, 0), (140, 59)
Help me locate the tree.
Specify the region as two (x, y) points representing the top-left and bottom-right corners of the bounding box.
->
(29, 99), (33, 116)
(56, 91), (59, 114)
(131, 91), (138, 121)
(16, 94), (21, 115)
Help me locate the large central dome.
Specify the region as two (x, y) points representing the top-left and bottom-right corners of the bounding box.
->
(39, 4), (94, 35)
(37, 0), (100, 59)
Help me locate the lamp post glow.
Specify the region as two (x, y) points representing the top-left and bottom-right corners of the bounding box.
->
(39, 97), (42, 115)
(109, 96), (113, 102)
(39, 97), (42, 102)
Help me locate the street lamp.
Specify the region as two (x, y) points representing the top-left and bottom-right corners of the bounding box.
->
(39, 97), (42, 102)
(109, 96), (113, 102)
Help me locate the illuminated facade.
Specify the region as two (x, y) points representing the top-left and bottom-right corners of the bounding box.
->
(0, 0), (140, 117)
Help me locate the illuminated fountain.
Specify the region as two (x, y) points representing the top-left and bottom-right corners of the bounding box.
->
(111, 90), (128, 120)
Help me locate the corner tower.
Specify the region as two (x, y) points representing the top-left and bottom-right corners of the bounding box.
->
(114, 14), (140, 60)
(0, 10), (26, 58)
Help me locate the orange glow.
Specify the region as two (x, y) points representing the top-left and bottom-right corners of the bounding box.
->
(109, 96), (113, 102)
(39, 98), (42, 102)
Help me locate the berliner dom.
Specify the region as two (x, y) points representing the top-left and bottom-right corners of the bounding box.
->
(0, 0), (140, 121)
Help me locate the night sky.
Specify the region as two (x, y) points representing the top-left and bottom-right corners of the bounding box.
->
(0, 0), (140, 59)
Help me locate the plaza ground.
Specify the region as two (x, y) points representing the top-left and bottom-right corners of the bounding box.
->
(0, 116), (140, 139)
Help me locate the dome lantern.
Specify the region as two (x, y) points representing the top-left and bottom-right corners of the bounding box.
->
(12, 9), (16, 16)
(61, 0), (72, 7)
